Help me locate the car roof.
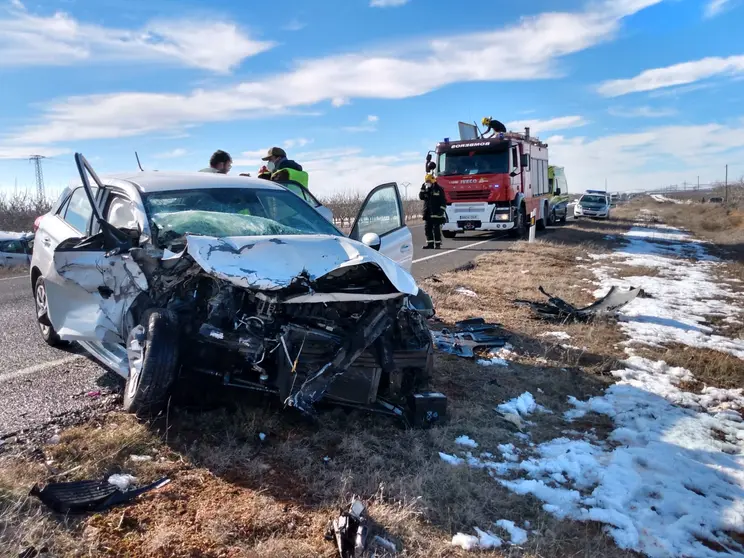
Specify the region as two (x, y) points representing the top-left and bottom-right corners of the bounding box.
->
(0, 232), (31, 241)
(72, 171), (286, 194)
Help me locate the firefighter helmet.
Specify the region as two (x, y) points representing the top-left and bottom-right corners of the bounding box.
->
(482, 116), (492, 126)
(424, 173), (436, 184)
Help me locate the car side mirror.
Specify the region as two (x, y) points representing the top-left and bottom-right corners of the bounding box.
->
(555, 188), (561, 196)
(426, 161), (436, 172)
(361, 232), (381, 251)
(520, 154), (530, 168)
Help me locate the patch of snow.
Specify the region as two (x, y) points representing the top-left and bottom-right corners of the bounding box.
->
(455, 435), (479, 449)
(451, 528), (502, 550)
(439, 452), (465, 466)
(108, 474), (137, 491)
(477, 356), (509, 367)
(495, 519), (529, 545)
(454, 287), (478, 298)
(494, 356), (744, 556)
(47, 434), (60, 445)
(498, 443), (520, 462)
(650, 194), (685, 205)
(498, 392), (538, 417)
(540, 331), (571, 340)
(590, 221), (744, 359)
(128, 454), (152, 462)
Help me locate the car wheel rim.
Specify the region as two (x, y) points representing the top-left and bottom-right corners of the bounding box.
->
(35, 282), (51, 337)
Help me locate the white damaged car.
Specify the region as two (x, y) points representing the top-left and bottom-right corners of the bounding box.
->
(30, 154), (444, 424)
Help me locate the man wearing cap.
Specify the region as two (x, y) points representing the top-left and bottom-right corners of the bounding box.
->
(262, 147), (309, 190)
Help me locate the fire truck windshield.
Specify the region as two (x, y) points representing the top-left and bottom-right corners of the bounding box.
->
(438, 149), (509, 176)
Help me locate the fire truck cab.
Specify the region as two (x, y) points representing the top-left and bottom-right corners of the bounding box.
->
(430, 125), (552, 238)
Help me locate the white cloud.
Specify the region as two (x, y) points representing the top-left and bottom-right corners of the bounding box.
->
(0, 145), (69, 160)
(10, 0), (662, 144)
(367, 115), (380, 123)
(506, 116), (587, 136)
(548, 119), (744, 192)
(608, 106), (677, 118)
(153, 148), (187, 159)
(597, 55), (744, 97)
(704, 0), (733, 18)
(0, 4), (274, 72)
(231, 145), (422, 198)
(282, 19), (306, 31)
(370, 0), (410, 7)
(283, 138), (313, 149)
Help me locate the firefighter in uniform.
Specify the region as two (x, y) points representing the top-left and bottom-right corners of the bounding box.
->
(481, 116), (507, 138)
(419, 173), (446, 249)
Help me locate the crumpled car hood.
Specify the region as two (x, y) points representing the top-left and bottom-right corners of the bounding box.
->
(184, 234), (418, 295)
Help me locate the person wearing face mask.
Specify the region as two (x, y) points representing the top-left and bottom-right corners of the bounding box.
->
(261, 147), (309, 190)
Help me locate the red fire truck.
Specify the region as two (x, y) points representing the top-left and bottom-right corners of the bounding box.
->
(426, 122), (552, 238)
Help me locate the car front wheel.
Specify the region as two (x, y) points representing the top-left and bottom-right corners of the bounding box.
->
(123, 309), (180, 417)
(34, 275), (66, 347)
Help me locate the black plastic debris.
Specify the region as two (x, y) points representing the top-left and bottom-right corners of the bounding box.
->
(431, 318), (507, 358)
(516, 286), (641, 322)
(30, 477), (170, 514)
(326, 498), (369, 558)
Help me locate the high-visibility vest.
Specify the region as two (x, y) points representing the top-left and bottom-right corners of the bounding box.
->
(272, 167), (309, 189)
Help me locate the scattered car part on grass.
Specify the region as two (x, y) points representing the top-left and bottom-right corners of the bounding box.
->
(30, 153), (445, 425)
(431, 318), (507, 358)
(326, 498), (370, 558)
(516, 286), (641, 322)
(30, 476), (170, 514)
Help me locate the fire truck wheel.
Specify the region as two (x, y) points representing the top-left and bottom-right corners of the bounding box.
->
(442, 230), (457, 239)
(536, 203), (549, 230)
(510, 204), (527, 238)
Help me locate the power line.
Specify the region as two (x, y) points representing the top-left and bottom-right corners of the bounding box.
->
(29, 155), (46, 198)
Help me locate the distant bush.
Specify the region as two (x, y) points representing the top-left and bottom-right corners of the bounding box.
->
(0, 191), (52, 233)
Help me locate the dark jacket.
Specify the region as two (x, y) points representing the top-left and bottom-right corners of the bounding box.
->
(274, 157), (303, 172)
(419, 181), (447, 220)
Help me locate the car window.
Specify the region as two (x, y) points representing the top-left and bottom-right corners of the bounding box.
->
(355, 185), (403, 237)
(63, 187), (99, 234)
(281, 182), (308, 200)
(0, 240), (25, 254)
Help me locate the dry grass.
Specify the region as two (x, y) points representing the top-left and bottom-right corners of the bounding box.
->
(637, 345), (744, 392)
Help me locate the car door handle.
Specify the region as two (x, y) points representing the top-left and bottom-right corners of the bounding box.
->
(42, 236), (51, 245)
(401, 244), (411, 252)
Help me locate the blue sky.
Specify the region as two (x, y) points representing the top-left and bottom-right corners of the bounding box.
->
(1, 0), (744, 199)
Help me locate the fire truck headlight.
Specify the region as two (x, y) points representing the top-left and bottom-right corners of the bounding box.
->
(493, 213), (510, 221)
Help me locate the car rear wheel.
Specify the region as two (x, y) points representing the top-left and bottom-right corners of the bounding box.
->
(123, 309), (180, 417)
(34, 276), (66, 347)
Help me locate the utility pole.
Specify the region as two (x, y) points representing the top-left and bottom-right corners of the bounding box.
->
(697, 176), (700, 190)
(29, 155), (46, 198)
(401, 181), (411, 200)
(725, 164), (729, 203)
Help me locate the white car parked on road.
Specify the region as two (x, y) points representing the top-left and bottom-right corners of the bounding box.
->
(30, 154), (442, 424)
(0, 232), (33, 267)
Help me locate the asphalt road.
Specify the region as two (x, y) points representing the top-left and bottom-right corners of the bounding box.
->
(0, 224), (519, 437)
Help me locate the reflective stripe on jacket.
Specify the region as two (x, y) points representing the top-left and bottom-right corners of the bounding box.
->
(272, 167), (309, 189)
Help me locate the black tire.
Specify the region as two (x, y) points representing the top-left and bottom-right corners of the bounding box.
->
(34, 275), (66, 347)
(536, 203), (547, 230)
(548, 209), (556, 227)
(442, 230), (457, 239)
(510, 205), (527, 238)
(559, 212), (567, 224)
(123, 310), (180, 417)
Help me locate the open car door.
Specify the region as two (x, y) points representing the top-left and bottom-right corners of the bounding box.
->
(44, 153), (147, 344)
(349, 182), (413, 272)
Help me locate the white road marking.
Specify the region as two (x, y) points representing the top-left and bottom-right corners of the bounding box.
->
(0, 355), (84, 383)
(0, 274), (26, 282)
(412, 236), (505, 264)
